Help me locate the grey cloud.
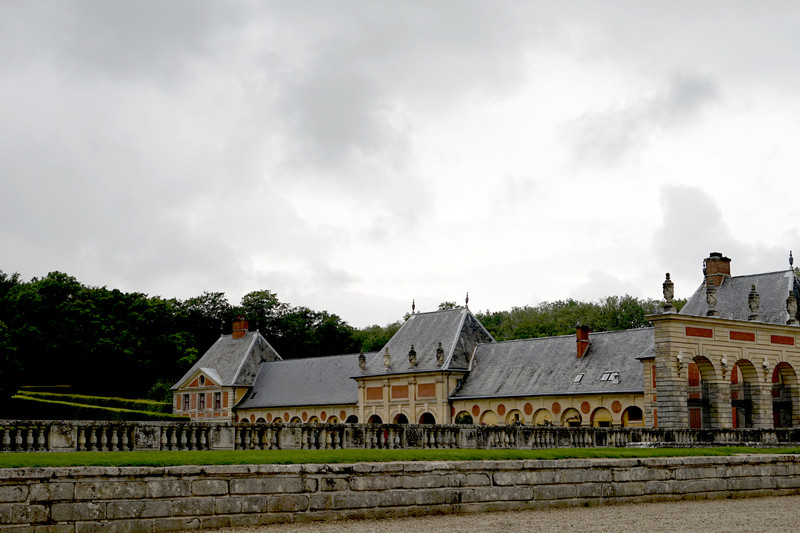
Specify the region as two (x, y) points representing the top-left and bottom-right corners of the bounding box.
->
(0, 0), (243, 80)
(652, 185), (790, 297)
(564, 73), (719, 165)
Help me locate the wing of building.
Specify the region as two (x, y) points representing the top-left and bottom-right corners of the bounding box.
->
(172, 252), (800, 429)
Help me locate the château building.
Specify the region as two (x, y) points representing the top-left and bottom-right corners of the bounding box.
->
(172, 253), (800, 429)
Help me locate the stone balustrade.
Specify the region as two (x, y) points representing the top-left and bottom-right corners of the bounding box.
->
(1, 420), (799, 453)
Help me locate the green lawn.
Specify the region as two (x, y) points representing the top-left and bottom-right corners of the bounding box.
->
(1, 447), (797, 468)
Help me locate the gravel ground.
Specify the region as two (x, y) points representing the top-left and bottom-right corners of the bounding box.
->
(198, 494), (800, 533)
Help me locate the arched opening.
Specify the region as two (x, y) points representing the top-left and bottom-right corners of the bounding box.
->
(731, 360), (758, 428)
(688, 357), (715, 428)
(622, 406), (644, 427)
(773, 362), (797, 428)
(418, 412), (436, 424)
(307, 416), (320, 424)
(480, 410), (498, 425)
(239, 418), (250, 424)
(590, 407), (613, 427)
(255, 417), (266, 424)
(271, 417), (283, 424)
(290, 416), (301, 424)
(327, 416), (339, 423)
(393, 413), (409, 424)
(505, 409), (524, 426)
(454, 411), (473, 424)
(345, 415), (359, 424)
(533, 408), (553, 426)
(561, 408), (582, 427)
(367, 414), (383, 424)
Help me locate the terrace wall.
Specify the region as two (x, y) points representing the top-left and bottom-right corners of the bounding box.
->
(2, 455), (800, 531)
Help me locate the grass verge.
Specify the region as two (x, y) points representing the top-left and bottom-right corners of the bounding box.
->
(1, 447), (798, 469)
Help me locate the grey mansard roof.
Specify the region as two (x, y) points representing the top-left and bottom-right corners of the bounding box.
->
(679, 270), (800, 325)
(360, 308), (495, 376)
(172, 331), (281, 390)
(236, 352), (377, 409)
(453, 328), (653, 399)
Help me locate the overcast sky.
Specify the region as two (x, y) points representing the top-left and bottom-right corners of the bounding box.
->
(3, 1), (800, 327)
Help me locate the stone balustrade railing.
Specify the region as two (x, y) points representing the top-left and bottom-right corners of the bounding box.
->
(1, 420), (799, 452)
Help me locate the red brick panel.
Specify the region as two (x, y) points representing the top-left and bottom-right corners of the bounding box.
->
(730, 331), (755, 341)
(417, 383), (436, 398)
(366, 387), (383, 400)
(771, 335), (794, 346)
(391, 385), (409, 399)
(686, 327), (713, 338)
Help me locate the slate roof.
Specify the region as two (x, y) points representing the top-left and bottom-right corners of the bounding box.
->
(360, 308), (495, 376)
(172, 332), (281, 390)
(453, 328), (653, 399)
(236, 352), (377, 409)
(679, 270), (800, 325)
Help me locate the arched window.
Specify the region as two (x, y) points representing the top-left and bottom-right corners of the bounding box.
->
(345, 415), (359, 424)
(418, 413), (436, 424)
(393, 413), (409, 424)
(454, 411), (473, 424)
(367, 414), (383, 424)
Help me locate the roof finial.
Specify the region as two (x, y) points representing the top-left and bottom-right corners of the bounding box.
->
(662, 273), (676, 313)
(465, 292), (469, 309)
(791, 250), (794, 268)
(748, 284), (761, 322)
(220, 319), (224, 337)
(412, 299), (415, 314)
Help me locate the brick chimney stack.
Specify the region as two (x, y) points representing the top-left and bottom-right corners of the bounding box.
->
(576, 325), (592, 359)
(232, 316), (249, 340)
(704, 252), (731, 288)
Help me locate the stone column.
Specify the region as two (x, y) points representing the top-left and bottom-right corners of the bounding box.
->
(750, 381), (773, 428)
(653, 343), (688, 428)
(705, 379), (732, 429)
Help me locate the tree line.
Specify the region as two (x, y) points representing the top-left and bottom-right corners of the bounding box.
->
(0, 270), (680, 402)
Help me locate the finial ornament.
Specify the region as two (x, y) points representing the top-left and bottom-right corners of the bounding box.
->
(220, 319), (224, 337)
(412, 299), (415, 314)
(787, 291), (799, 325)
(408, 344), (417, 367)
(706, 279), (719, 317)
(436, 341), (445, 366)
(358, 351), (366, 372)
(465, 292), (469, 309)
(662, 273), (676, 313)
(383, 347), (391, 371)
(791, 250), (794, 268)
(748, 284), (761, 321)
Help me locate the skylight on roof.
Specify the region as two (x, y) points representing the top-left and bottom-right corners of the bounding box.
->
(573, 373), (584, 383)
(601, 372), (619, 381)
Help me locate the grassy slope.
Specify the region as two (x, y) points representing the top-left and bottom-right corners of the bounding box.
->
(1, 447), (797, 469)
(7, 395), (185, 421)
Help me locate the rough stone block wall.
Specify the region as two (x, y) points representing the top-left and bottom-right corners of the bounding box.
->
(1, 455), (799, 532)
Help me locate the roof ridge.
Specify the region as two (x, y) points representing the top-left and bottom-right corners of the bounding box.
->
(483, 327), (654, 345)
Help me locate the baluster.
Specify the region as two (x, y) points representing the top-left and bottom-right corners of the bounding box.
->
(199, 427), (208, 450)
(160, 427), (169, 451)
(169, 428), (177, 451)
(37, 427), (46, 451)
(1, 427), (8, 451)
(110, 427), (119, 451)
(88, 427), (97, 451)
(121, 427), (130, 451)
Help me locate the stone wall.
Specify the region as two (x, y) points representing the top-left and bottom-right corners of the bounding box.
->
(2, 455), (800, 532)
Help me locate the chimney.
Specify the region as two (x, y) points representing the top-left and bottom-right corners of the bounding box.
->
(576, 325), (592, 359)
(232, 316), (249, 340)
(704, 252), (731, 288)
